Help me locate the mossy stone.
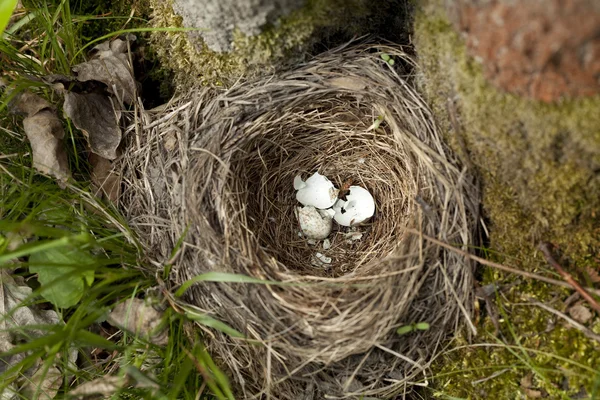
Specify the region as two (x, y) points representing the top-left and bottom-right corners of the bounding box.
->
(413, 1), (600, 398)
(148, 0), (407, 88)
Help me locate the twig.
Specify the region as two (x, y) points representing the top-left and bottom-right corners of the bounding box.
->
(539, 242), (600, 314)
(406, 229), (600, 296)
(526, 300), (600, 344)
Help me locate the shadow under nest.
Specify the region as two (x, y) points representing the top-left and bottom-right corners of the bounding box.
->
(120, 43), (479, 399)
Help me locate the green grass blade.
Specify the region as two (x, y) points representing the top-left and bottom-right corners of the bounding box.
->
(184, 310), (245, 339)
(175, 272), (276, 297)
(0, 0), (17, 35)
(72, 329), (119, 349)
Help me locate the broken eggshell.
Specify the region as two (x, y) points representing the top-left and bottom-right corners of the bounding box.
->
(333, 185), (375, 226)
(296, 205), (333, 239)
(294, 172), (339, 209)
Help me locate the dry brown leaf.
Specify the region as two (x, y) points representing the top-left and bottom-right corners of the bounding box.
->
(520, 373), (542, 399)
(524, 389), (543, 399)
(72, 36), (137, 105)
(520, 373), (533, 389)
(107, 299), (168, 346)
(63, 92), (121, 160)
(10, 91), (52, 116)
(89, 153), (121, 203)
(0, 270), (77, 400)
(11, 92), (70, 187)
(568, 303), (593, 324)
(69, 376), (126, 397)
(21, 366), (62, 400)
(585, 266), (600, 283)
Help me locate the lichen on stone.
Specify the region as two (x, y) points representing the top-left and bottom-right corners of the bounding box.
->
(413, 1), (600, 398)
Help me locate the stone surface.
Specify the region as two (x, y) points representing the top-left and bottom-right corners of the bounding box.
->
(449, 0), (600, 102)
(172, 0), (305, 52)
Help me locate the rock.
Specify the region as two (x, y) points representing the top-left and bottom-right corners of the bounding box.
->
(449, 0), (600, 102)
(173, 0), (304, 53)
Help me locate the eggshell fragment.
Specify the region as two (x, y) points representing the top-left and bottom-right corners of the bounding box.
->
(295, 172), (339, 209)
(296, 205), (333, 239)
(312, 252), (332, 267)
(333, 186), (375, 226)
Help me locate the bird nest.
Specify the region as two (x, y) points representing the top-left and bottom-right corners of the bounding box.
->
(120, 43), (479, 399)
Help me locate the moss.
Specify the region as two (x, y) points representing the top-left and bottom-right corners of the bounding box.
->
(148, 0), (406, 88)
(413, 2), (600, 398)
(432, 274), (600, 399)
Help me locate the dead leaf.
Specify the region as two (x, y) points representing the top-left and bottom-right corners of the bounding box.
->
(10, 92), (70, 187)
(21, 366), (62, 400)
(63, 92), (121, 160)
(10, 91), (52, 116)
(524, 388), (543, 399)
(568, 304), (593, 324)
(72, 36), (137, 105)
(0, 270), (77, 399)
(520, 373), (542, 398)
(585, 266), (600, 283)
(89, 153), (121, 203)
(69, 376), (126, 397)
(107, 299), (168, 346)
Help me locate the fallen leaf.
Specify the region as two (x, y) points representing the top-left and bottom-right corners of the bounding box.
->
(63, 92), (121, 160)
(72, 36), (137, 105)
(107, 299), (168, 346)
(568, 304), (593, 324)
(520, 373), (542, 398)
(68, 376), (126, 397)
(21, 366), (62, 400)
(520, 373), (533, 389)
(10, 92), (70, 187)
(29, 246), (95, 309)
(10, 91), (52, 116)
(585, 266), (600, 283)
(0, 270), (77, 399)
(89, 153), (121, 203)
(0, 270), (60, 345)
(524, 388), (543, 399)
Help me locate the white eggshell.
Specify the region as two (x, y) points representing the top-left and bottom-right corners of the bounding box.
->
(293, 175), (307, 190)
(296, 205), (333, 239)
(312, 252), (332, 267)
(333, 186), (375, 226)
(295, 172), (339, 209)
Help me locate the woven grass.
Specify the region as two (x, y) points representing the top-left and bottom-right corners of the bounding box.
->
(120, 43), (479, 399)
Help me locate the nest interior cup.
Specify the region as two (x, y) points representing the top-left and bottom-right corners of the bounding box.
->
(122, 43), (479, 399)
